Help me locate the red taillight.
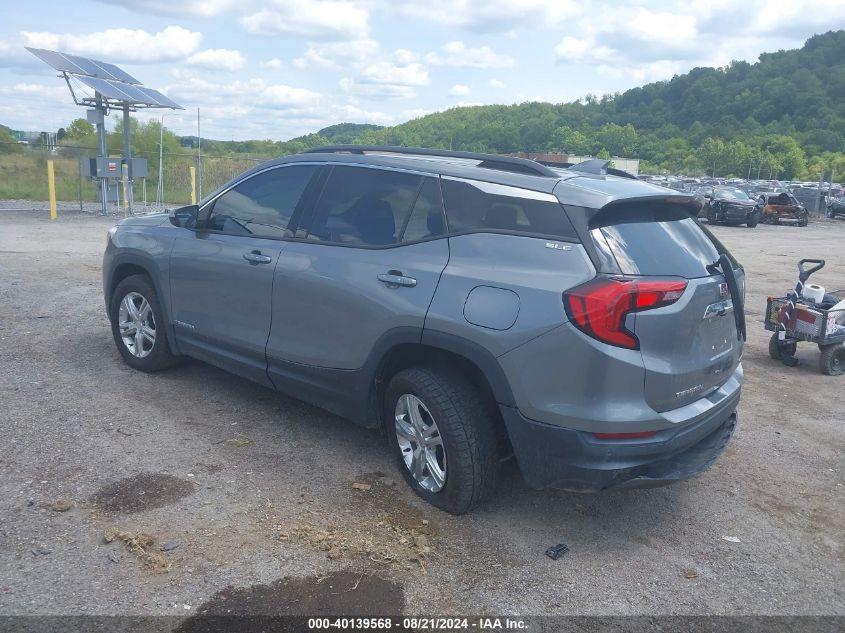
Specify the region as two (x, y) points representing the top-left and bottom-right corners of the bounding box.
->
(563, 277), (687, 349)
(593, 430), (657, 440)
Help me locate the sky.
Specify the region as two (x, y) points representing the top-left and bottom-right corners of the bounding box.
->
(0, 0), (843, 141)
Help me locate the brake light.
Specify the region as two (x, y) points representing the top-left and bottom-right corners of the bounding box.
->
(563, 277), (687, 349)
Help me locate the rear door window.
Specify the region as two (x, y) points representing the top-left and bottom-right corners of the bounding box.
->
(399, 177), (446, 243)
(441, 178), (578, 241)
(306, 166), (423, 246)
(590, 202), (722, 278)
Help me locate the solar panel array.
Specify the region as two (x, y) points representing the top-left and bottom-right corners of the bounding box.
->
(27, 46), (182, 110)
(75, 76), (182, 109)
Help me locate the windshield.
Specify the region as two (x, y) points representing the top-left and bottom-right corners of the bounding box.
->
(715, 188), (749, 201)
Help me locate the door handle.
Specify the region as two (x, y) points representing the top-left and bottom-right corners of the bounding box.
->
(243, 250), (273, 265)
(378, 271), (417, 288)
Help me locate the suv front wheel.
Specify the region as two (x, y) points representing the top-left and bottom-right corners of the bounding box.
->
(109, 274), (180, 372)
(385, 367), (499, 514)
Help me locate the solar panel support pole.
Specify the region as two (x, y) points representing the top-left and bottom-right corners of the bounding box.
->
(95, 94), (108, 216)
(122, 104), (133, 215)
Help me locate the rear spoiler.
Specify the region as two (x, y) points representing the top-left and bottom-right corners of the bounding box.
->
(538, 158), (639, 180)
(598, 193), (704, 216)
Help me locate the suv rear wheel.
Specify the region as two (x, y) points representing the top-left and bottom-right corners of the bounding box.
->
(109, 274), (180, 372)
(385, 367), (499, 514)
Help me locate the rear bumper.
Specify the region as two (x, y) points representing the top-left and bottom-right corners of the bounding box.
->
(501, 401), (737, 492)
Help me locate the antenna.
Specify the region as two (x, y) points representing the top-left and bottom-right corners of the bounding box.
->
(26, 47), (183, 215)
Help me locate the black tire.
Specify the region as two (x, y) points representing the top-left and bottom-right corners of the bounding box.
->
(746, 213), (758, 228)
(109, 274), (180, 372)
(818, 344), (844, 376)
(384, 367), (499, 514)
(769, 332), (796, 360)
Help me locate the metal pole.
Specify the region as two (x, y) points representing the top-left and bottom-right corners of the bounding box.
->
(157, 115), (164, 206)
(122, 104), (133, 215)
(78, 158), (83, 212)
(95, 94), (108, 215)
(197, 107), (202, 202)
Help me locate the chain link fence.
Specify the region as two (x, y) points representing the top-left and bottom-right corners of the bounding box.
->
(0, 142), (271, 213)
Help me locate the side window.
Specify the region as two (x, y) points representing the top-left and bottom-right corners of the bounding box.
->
(441, 178), (578, 241)
(206, 165), (318, 238)
(399, 177), (445, 243)
(307, 166), (422, 246)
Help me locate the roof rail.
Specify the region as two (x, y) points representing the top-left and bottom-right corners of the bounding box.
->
(300, 145), (559, 178)
(569, 158), (638, 180)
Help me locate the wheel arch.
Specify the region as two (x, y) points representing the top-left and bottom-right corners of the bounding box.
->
(365, 328), (515, 456)
(105, 253), (177, 353)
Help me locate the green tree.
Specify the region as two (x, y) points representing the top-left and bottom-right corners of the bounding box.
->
(551, 126), (591, 154)
(65, 118), (95, 141)
(0, 125), (21, 154)
(699, 137), (727, 176)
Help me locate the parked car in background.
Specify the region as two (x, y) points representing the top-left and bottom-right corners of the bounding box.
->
(757, 191), (809, 225)
(701, 187), (760, 227)
(828, 197), (845, 219)
(103, 146), (745, 514)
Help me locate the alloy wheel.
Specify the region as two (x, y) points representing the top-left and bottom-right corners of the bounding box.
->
(117, 292), (156, 358)
(394, 394), (447, 493)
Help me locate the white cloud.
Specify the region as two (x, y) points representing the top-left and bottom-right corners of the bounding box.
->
(425, 41), (515, 69)
(260, 58), (284, 70)
(167, 72), (320, 110)
(293, 39), (379, 70)
(259, 84), (322, 108)
(240, 0), (370, 41)
(551, 1), (845, 85)
(187, 48), (245, 71)
(394, 49), (418, 65)
(21, 26), (202, 64)
(359, 61), (429, 87)
(0, 82), (67, 101)
(390, 0), (581, 32)
(340, 78), (416, 100)
(449, 84), (470, 96)
(341, 59), (429, 100)
(104, 0), (239, 17)
(489, 79), (506, 89)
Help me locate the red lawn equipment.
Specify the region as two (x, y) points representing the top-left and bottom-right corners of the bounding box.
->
(764, 259), (845, 375)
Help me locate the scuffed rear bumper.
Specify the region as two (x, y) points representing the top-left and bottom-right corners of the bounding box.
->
(501, 402), (737, 492)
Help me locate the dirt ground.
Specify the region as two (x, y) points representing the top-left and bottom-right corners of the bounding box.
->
(0, 207), (842, 618)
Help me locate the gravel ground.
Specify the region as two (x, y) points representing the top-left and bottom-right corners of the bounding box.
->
(0, 206), (843, 618)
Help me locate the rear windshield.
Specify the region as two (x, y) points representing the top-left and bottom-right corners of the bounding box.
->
(589, 202), (724, 278)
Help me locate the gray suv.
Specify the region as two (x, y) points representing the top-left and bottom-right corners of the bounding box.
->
(103, 146), (744, 514)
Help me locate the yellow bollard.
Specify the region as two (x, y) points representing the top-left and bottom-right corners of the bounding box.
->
(190, 165), (197, 204)
(47, 160), (58, 220)
(121, 163), (129, 217)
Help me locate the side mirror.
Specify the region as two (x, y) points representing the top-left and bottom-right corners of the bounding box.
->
(169, 204), (199, 228)
(704, 193), (712, 199)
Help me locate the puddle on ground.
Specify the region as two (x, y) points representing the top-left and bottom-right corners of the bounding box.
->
(91, 472), (195, 513)
(176, 571), (404, 631)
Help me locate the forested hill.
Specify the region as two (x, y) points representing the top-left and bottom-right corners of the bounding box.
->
(350, 30), (845, 179)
